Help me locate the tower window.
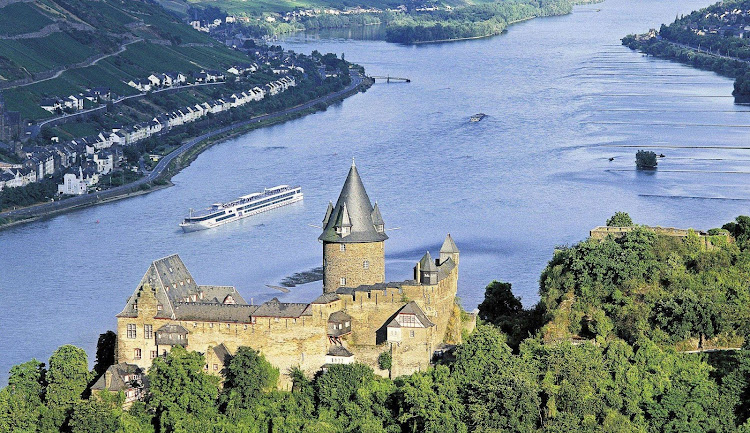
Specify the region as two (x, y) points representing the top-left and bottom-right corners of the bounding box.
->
(340, 277), (346, 286)
(340, 244), (346, 252)
(363, 260), (369, 269)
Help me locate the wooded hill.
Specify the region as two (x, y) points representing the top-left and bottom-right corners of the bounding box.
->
(0, 0), (250, 120)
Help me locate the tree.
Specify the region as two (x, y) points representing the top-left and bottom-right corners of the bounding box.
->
(0, 359), (46, 432)
(221, 346), (278, 413)
(43, 345), (90, 432)
(148, 346), (219, 432)
(393, 366), (467, 433)
(606, 212), (634, 227)
(378, 351), (392, 371)
(478, 281), (522, 325)
(94, 330), (117, 377)
(635, 150), (658, 169)
(69, 400), (121, 433)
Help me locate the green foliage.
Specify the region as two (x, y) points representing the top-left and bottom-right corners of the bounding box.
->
(148, 346), (220, 432)
(393, 366), (467, 433)
(93, 330), (117, 377)
(722, 215), (750, 250)
(377, 351), (392, 371)
(635, 150), (657, 169)
(68, 399), (122, 433)
(0, 359), (46, 432)
(45, 345), (90, 409)
(607, 212), (634, 227)
(384, 0), (574, 43)
(222, 346), (279, 413)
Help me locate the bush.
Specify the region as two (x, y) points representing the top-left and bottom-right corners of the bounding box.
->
(636, 150), (657, 169)
(377, 351), (392, 370)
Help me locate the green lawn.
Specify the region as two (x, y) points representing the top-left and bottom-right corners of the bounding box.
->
(0, 3), (54, 37)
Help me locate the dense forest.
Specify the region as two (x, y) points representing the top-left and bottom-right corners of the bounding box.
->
(384, 0), (573, 43)
(3, 213), (750, 432)
(622, 0), (750, 98)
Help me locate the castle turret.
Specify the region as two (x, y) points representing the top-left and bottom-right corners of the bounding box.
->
(416, 251), (438, 285)
(439, 234), (459, 267)
(319, 160), (388, 293)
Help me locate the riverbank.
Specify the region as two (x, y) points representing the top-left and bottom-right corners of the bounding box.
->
(0, 73), (371, 231)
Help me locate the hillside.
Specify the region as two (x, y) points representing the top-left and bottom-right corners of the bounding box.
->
(0, 0), (251, 121)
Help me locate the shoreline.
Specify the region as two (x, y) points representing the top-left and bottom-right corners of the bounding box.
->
(0, 74), (371, 231)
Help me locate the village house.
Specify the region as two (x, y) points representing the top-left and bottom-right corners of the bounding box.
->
(90, 363), (147, 409)
(57, 166), (88, 196)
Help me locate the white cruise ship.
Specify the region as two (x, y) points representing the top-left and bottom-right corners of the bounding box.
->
(179, 185), (303, 232)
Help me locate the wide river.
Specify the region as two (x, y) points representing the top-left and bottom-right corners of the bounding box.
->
(1, 0), (746, 382)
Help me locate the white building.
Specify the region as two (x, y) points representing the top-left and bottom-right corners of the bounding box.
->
(58, 167), (88, 196)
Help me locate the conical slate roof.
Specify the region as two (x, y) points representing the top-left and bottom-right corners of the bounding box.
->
(419, 251), (437, 272)
(319, 161), (388, 243)
(440, 234), (459, 254)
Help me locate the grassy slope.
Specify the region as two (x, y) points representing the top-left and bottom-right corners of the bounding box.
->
(0, 0), (251, 121)
(180, 0), (495, 15)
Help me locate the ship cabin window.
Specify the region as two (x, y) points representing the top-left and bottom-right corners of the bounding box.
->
(340, 244), (346, 252)
(363, 260), (369, 269)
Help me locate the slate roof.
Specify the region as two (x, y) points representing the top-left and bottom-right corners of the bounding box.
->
(212, 343), (232, 364)
(155, 324), (188, 346)
(440, 234), (459, 254)
(319, 161), (388, 243)
(312, 293), (340, 304)
(437, 257), (456, 281)
(419, 251), (437, 273)
(252, 297), (312, 318)
(118, 254), (245, 320)
(90, 363), (145, 392)
(328, 310), (351, 324)
(172, 303), (257, 322)
(327, 345), (353, 357)
(335, 281), (407, 295)
(386, 301), (435, 328)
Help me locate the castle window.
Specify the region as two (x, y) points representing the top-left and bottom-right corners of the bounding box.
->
(226, 323), (230, 329)
(134, 348), (142, 360)
(363, 260), (369, 269)
(157, 304), (163, 311)
(340, 244), (346, 252)
(150, 350), (157, 359)
(410, 330), (415, 338)
(209, 323), (213, 328)
(127, 324), (137, 339)
(244, 324), (248, 330)
(213, 364), (218, 371)
(340, 277), (346, 286)
(169, 267), (173, 273)
(132, 303), (137, 311)
(144, 324), (153, 339)
(193, 322), (197, 328)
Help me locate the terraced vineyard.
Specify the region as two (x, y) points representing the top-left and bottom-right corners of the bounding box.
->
(0, 0), (252, 120)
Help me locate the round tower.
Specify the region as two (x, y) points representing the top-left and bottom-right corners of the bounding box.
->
(319, 161), (388, 293)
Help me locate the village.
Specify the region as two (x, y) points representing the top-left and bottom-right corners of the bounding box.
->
(685, 6), (750, 37)
(0, 68), (296, 195)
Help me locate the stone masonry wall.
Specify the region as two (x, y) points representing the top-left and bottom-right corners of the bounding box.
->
(323, 241), (385, 293)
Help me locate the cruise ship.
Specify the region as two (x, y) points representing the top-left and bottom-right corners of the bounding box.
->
(179, 185), (303, 232)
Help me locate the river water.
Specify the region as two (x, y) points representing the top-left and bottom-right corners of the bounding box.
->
(1, 0), (746, 382)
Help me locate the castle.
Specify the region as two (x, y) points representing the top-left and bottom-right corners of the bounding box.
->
(116, 162), (464, 386)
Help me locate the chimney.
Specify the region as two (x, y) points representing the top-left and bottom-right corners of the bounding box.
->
(104, 370), (112, 389)
(414, 261), (421, 284)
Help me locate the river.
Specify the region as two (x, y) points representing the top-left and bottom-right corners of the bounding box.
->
(0, 0), (745, 382)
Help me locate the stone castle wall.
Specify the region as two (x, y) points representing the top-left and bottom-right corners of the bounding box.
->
(323, 241), (385, 293)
